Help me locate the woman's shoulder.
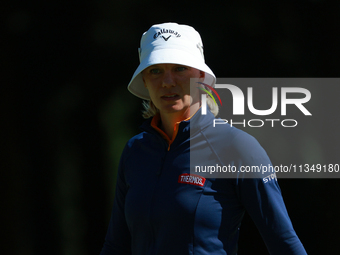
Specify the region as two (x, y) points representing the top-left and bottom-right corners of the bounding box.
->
(202, 121), (258, 147)
(203, 123), (270, 163)
(117, 131), (151, 163)
(124, 130), (153, 151)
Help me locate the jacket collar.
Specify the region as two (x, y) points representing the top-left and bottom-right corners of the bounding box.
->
(140, 107), (214, 139)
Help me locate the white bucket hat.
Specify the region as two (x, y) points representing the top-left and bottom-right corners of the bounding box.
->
(127, 22), (216, 100)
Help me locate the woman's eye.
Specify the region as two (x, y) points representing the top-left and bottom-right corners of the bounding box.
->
(176, 66), (187, 72)
(150, 68), (161, 74)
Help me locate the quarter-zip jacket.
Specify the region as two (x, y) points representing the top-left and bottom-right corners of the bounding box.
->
(100, 109), (307, 255)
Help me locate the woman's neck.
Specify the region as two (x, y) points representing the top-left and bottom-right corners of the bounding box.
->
(159, 103), (200, 139)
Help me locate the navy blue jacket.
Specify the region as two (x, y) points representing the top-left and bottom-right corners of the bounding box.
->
(100, 109), (307, 255)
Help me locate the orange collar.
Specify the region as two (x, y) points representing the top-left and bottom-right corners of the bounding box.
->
(151, 113), (192, 150)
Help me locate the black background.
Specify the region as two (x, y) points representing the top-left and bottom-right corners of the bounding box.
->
(2, 1), (340, 254)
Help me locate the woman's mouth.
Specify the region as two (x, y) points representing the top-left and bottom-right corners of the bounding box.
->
(161, 94), (180, 101)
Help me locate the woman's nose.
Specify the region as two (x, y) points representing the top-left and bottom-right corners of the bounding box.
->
(162, 70), (176, 88)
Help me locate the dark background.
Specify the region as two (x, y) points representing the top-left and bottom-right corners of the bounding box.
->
(2, 1), (340, 254)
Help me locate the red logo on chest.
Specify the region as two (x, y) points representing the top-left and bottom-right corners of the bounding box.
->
(178, 174), (206, 187)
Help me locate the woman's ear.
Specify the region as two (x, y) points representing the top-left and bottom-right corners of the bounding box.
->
(200, 71), (205, 79)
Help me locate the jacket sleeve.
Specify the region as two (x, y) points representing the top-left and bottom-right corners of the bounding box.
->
(238, 177), (307, 255)
(100, 146), (131, 255)
(233, 132), (307, 255)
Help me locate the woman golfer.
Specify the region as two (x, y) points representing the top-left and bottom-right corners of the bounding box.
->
(100, 22), (307, 255)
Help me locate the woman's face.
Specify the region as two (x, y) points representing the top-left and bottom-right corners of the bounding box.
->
(142, 63), (204, 117)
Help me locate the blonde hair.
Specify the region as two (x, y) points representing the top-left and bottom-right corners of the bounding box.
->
(142, 100), (159, 119)
(142, 96), (219, 119)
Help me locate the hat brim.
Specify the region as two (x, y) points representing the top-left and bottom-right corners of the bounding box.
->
(127, 48), (216, 100)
